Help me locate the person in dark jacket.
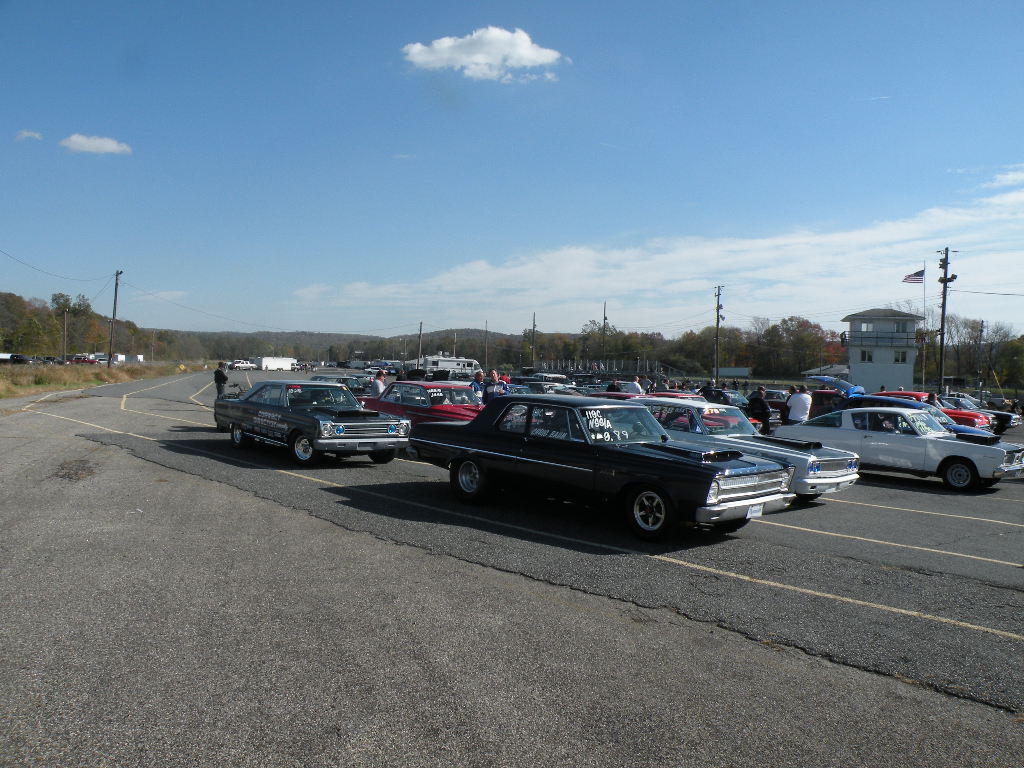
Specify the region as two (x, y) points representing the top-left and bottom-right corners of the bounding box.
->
(747, 386), (772, 434)
(214, 362), (229, 397)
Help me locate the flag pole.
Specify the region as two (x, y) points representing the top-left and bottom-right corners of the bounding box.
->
(920, 260), (926, 389)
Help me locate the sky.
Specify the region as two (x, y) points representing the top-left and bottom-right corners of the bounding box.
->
(3, 1), (1023, 340)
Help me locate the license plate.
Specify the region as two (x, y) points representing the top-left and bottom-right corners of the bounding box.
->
(745, 503), (764, 519)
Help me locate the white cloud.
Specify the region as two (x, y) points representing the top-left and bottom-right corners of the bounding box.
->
(16, 130), (42, 141)
(59, 134), (133, 154)
(287, 171), (1024, 336)
(980, 164), (1024, 189)
(402, 27), (562, 82)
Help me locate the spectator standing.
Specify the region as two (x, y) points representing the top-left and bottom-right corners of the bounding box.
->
(483, 369), (509, 403)
(639, 374), (653, 393)
(214, 362), (228, 397)
(369, 369), (387, 397)
(606, 380), (621, 393)
(620, 376), (644, 394)
(786, 385), (812, 424)
(747, 386), (772, 434)
(470, 370), (486, 399)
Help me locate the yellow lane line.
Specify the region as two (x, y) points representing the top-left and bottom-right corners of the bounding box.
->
(829, 497), (1024, 527)
(20, 408), (157, 442)
(19, 404), (1024, 643)
(753, 519), (1022, 567)
(270, 468), (1024, 643)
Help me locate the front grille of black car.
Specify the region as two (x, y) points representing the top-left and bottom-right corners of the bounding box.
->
(333, 423), (397, 437)
(718, 470), (789, 500)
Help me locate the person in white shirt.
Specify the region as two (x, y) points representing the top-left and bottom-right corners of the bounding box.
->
(620, 376), (644, 394)
(785, 385), (812, 423)
(369, 369), (387, 397)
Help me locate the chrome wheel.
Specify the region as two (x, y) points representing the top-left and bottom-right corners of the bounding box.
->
(458, 461), (482, 494)
(625, 487), (674, 540)
(290, 432), (319, 465)
(450, 458), (489, 503)
(941, 459), (978, 491)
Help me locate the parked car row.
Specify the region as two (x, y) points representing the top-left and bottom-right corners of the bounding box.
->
(214, 374), (1022, 543)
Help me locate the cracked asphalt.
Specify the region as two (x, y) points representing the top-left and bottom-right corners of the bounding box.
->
(2, 372), (1023, 767)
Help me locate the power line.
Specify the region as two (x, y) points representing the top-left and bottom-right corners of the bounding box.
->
(952, 288), (1024, 297)
(1, 246), (110, 282)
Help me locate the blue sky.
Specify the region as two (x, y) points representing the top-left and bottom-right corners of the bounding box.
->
(3, 1), (1023, 339)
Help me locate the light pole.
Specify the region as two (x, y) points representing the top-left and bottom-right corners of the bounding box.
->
(936, 248), (957, 392)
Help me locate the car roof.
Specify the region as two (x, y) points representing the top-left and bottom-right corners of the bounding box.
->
(396, 381), (473, 388)
(496, 393), (645, 408)
(257, 380), (345, 387)
(843, 406), (929, 415)
(850, 394), (927, 407)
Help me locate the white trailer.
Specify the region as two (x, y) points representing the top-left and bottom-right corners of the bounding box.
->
(253, 356), (298, 371)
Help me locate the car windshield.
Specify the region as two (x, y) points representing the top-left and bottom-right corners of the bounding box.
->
(649, 404), (757, 436)
(286, 385), (360, 408)
(580, 406), (667, 444)
(699, 406), (758, 435)
(724, 391), (749, 407)
(425, 387), (481, 406)
(921, 403), (954, 425)
(907, 411), (946, 436)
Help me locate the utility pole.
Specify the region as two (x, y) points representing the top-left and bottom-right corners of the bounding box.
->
(936, 248), (957, 392)
(63, 309), (68, 362)
(601, 302), (607, 364)
(713, 286), (723, 384)
(484, 320), (489, 370)
(976, 320), (985, 392)
(417, 322), (423, 368)
(107, 270), (123, 368)
(531, 313), (537, 369)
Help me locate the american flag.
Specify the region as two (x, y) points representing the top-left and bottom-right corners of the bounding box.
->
(902, 269), (924, 283)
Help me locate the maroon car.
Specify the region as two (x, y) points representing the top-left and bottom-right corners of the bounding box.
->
(360, 381), (483, 425)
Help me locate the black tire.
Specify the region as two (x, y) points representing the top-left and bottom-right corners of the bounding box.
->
(450, 458), (490, 503)
(940, 458), (979, 491)
(369, 449), (396, 464)
(230, 423), (252, 448)
(289, 431), (320, 466)
(623, 486), (676, 540)
(980, 478), (999, 488)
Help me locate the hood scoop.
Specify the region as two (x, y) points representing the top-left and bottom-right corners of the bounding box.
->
(954, 432), (1000, 446)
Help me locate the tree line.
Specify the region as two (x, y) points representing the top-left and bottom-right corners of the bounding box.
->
(1, 291), (1020, 389)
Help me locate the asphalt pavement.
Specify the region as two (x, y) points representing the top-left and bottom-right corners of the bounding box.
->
(1, 372), (1022, 767)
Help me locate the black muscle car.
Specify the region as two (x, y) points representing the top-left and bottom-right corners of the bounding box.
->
(406, 394), (795, 539)
(214, 380), (410, 465)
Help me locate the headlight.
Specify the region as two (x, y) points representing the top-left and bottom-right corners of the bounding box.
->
(784, 466), (796, 489)
(706, 478), (721, 504)
(398, 420), (411, 436)
(808, 460), (821, 474)
(319, 421), (332, 438)
(848, 458), (859, 470)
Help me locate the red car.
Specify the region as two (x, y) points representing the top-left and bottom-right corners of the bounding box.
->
(360, 381), (483, 425)
(869, 391), (991, 430)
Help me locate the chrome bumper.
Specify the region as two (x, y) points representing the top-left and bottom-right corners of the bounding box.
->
(314, 437), (408, 453)
(792, 472), (860, 497)
(694, 492), (795, 523)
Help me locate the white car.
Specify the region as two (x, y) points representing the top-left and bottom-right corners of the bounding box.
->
(229, 360), (256, 370)
(640, 397), (859, 501)
(775, 407), (1024, 491)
